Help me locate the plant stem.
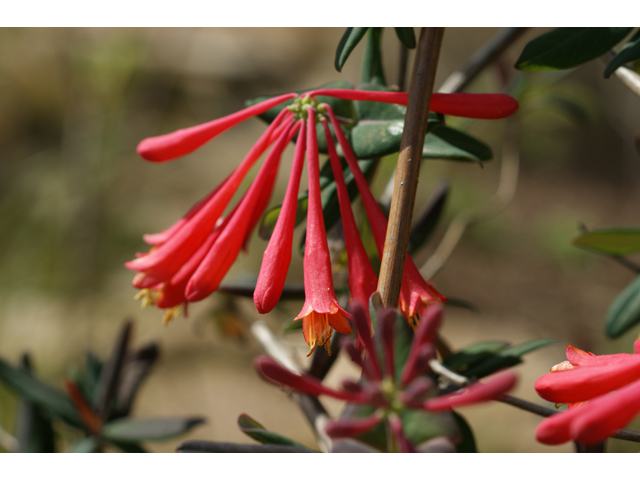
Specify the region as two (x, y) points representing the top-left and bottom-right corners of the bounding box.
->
(377, 27), (445, 307)
(438, 28), (528, 94)
(602, 51), (640, 98)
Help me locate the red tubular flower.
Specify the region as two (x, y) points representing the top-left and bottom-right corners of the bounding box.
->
(294, 108), (352, 356)
(254, 121), (307, 314)
(129, 88), (518, 326)
(321, 118), (378, 321)
(324, 105), (446, 327)
(137, 93), (297, 162)
(310, 89), (519, 119)
(535, 341), (640, 445)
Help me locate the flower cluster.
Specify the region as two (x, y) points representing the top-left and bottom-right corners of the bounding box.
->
(126, 87), (518, 353)
(534, 340), (640, 445)
(255, 302), (517, 452)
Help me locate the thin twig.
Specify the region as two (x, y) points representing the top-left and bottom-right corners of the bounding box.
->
(397, 43), (409, 92)
(250, 321), (332, 452)
(420, 122), (520, 279)
(602, 51), (640, 99)
(378, 27), (445, 307)
(499, 394), (640, 443)
(380, 28), (527, 212)
(438, 28), (529, 94)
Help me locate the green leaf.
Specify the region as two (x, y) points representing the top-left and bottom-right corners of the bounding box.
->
(443, 341), (511, 372)
(408, 181), (449, 255)
(606, 275), (640, 339)
(335, 28), (369, 72)
(605, 30), (640, 78)
(361, 27), (386, 86)
(16, 355), (56, 453)
(101, 417), (205, 442)
(237, 414), (311, 449)
(452, 411), (477, 453)
(573, 228), (640, 256)
(67, 436), (99, 453)
(424, 126), (493, 164)
(112, 440), (148, 453)
(354, 83), (408, 121)
(516, 28), (633, 71)
(177, 441), (313, 453)
(0, 357), (83, 428)
(462, 339), (555, 378)
(442, 298), (475, 310)
(394, 27), (416, 49)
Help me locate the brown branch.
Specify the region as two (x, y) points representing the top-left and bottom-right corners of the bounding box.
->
(377, 27), (445, 307)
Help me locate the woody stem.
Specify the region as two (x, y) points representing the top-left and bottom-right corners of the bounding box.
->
(377, 27), (445, 307)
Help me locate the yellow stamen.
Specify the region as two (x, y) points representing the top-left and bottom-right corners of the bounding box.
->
(162, 305), (183, 325)
(134, 288), (158, 309)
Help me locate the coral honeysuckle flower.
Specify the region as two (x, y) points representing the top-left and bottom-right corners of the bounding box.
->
(127, 88), (518, 325)
(534, 340), (640, 445)
(324, 105), (447, 328)
(294, 108), (351, 356)
(255, 302), (517, 452)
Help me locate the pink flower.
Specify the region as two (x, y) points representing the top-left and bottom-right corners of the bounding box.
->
(127, 88), (518, 329)
(255, 302), (517, 452)
(535, 340), (640, 445)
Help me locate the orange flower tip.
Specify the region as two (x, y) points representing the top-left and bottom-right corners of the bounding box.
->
(550, 360), (575, 372)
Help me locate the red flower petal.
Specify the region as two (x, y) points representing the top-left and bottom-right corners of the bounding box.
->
(137, 93), (296, 162)
(423, 373), (517, 411)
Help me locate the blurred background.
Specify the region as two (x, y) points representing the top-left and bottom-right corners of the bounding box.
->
(1, 27), (639, 452)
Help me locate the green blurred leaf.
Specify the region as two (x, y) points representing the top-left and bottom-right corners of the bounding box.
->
(335, 28), (369, 72)
(101, 417), (204, 442)
(424, 126), (493, 164)
(237, 414), (311, 449)
(442, 298), (475, 310)
(112, 440), (148, 453)
(177, 441), (312, 453)
(0, 357), (83, 428)
(16, 355), (56, 453)
(67, 436), (99, 453)
(573, 228), (640, 256)
(394, 27), (416, 49)
(408, 181), (449, 255)
(354, 83), (407, 121)
(452, 411), (477, 453)
(605, 30), (640, 78)
(606, 275), (640, 339)
(361, 28), (386, 86)
(516, 28), (633, 71)
(463, 339), (555, 378)
(443, 341), (511, 372)
(282, 318), (303, 333)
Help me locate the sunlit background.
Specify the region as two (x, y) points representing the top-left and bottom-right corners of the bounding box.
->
(1, 27), (639, 452)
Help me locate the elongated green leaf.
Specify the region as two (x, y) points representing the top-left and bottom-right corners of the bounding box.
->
(444, 341), (511, 372)
(112, 440), (148, 453)
(573, 228), (640, 256)
(606, 275), (640, 339)
(605, 30), (640, 78)
(516, 28), (633, 71)
(16, 355), (56, 453)
(350, 120), (405, 159)
(101, 417), (204, 442)
(237, 414), (311, 449)
(424, 126), (493, 163)
(443, 298), (475, 310)
(452, 411), (477, 453)
(335, 27), (369, 72)
(66, 436), (99, 453)
(463, 339), (555, 378)
(394, 27), (416, 49)
(408, 181), (449, 255)
(361, 28), (386, 86)
(177, 441), (313, 453)
(0, 357), (82, 428)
